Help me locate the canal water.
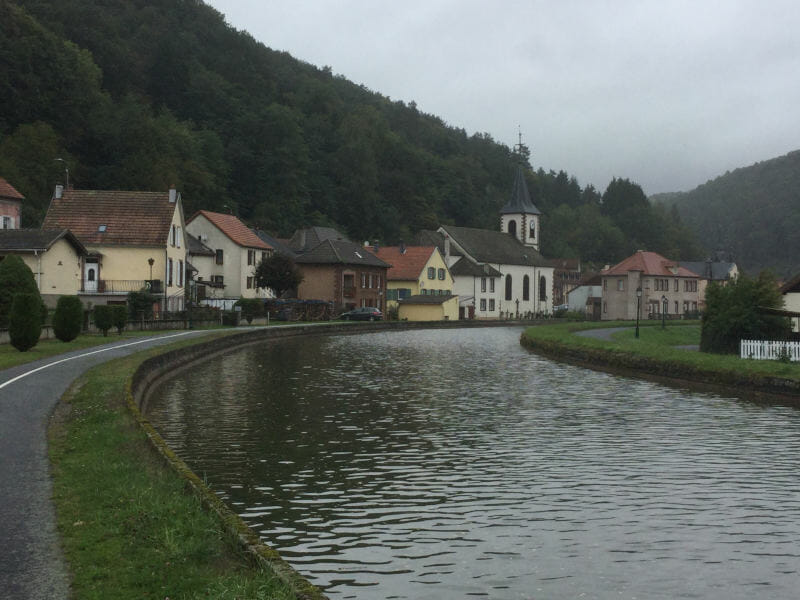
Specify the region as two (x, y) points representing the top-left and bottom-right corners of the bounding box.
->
(146, 327), (800, 599)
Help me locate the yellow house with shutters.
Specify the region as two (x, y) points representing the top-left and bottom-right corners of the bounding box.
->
(42, 186), (188, 312)
(372, 245), (456, 316)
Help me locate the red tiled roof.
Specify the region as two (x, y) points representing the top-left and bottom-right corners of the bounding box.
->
(603, 251), (699, 278)
(0, 177), (24, 201)
(42, 189), (178, 246)
(373, 246), (437, 280)
(188, 210), (271, 250)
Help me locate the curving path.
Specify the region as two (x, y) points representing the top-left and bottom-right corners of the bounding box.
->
(0, 330), (217, 600)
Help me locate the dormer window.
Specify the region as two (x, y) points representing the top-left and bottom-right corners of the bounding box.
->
(98, 225), (107, 233)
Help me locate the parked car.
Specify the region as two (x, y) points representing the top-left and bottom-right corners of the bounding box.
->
(340, 307), (383, 321)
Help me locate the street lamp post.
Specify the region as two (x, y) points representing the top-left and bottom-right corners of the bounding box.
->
(148, 257), (154, 282)
(661, 295), (667, 330)
(635, 286), (642, 338)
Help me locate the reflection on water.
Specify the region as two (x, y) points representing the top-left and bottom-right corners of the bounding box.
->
(147, 327), (800, 599)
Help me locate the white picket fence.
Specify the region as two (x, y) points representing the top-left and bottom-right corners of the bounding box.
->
(740, 339), (800, 361)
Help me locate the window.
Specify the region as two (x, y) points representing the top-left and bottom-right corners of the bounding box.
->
(246, 276), (253, 289)
(683, 301), (689, 313)
(529, 221), (536, 240)
(1, 216), (12, 229)
(261, 251), (268, 263)
(387, 289), (398, 301)
(399, 288), (411, 299)
(428, 266), (435, 279)
(489, 278), (495, 293)
(215, 249), (223, 265)
(603, 302), (607, 313)
(178, 260), (184, 287)
(489, 299), (495, 312)
(377, 275), (381, 288)
(361, 273), (366, 288)
(603, 279), (608, 290)
(523, 275), (530, 301)
(505, 274), (513, 301)
(167, 258), (173, 286)
(368, 274), (374, 288)
(692, 302), (697, 311)
(481, 277), (486, 292)
(617, 279), (625, 291)
(212, 275), (224, 284)
(438, 268), (445, 280)
(539, 275), (547, 301)
(176, 226), (182, 248)
(171, 225), (176, 246)
(684, 280), (697, 292)
(674, 278), (679, 291)
(247, 249), (256, 265)
(480, 298), (487, 311)
(508, 219), (517, 238)
(675, 301), (679, 313)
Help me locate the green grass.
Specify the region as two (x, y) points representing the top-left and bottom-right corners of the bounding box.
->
(525, 320), (800, 381)
(48, 336), (298, 600)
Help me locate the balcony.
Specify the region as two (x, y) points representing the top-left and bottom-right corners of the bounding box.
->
(81, 279), (162, 294)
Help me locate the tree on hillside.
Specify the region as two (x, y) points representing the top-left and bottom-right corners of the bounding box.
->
(254, 254), (303, 298)
(700, 272), (789, 354)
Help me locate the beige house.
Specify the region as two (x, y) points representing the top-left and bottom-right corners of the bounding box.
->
(185, 210), (273, 308)
(0, 229), (87, 307)
(780, 274), (800, 332)
(373, 244), (456, 313)
(42, 186), (188, 311)
(601, 250), (701, 321)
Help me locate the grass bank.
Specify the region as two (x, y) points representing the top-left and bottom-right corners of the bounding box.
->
(521, 320), (800, 397)
(48, 333), (307, 600)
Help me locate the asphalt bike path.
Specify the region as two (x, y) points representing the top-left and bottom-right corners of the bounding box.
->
(0, 330), (216, 600)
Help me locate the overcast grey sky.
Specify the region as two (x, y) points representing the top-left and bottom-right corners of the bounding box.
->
(206, 0), (800, 195)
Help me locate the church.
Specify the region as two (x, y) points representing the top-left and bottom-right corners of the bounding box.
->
(418, 164), (554, 319)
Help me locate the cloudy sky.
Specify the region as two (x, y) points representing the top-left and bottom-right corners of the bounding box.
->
(206, 0), (799, 195)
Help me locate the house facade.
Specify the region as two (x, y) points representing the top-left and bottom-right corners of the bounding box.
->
(294, 237), (389, 311)
(186, 210), (273, 307)
(0, 229), (87, 307)
(601, 250), (701, 321)
(373, 245), (455, 312)
(398, 294), (459, 321)
(566, 272), (602, 320)
(42, 186), (188, 310)
(679, 258), (739, 309)
(0, 177), (24, 230)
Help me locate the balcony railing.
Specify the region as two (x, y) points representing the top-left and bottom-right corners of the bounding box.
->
(82, 279), (162, 294)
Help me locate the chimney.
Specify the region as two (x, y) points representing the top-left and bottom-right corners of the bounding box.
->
(54, 184), (64, 199)
(444, 234), (451, 263)
(399, 240), (406, 254)
(168, 186), (177, 203)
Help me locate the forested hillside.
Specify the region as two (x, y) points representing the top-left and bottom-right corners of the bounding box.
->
(654, 150), (800, 276)
(1, 0), (700, 266)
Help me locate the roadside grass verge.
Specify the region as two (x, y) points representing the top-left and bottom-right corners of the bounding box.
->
(48, 334), (298, 600)
(524, 320), (800, 382)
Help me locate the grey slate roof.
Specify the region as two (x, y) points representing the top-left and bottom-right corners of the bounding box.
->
(449, 257), (503, 278)
(440, 224), (549, 267)
(500, 166), (541, 215)
(679, 261), (736, 281)
(253, 229), (297, 258)
(289, 226), (348, 253)
(414, 230), (463, 258)
(0, 229), (86, 254)
(186, 233), (215, 256)
(294, 239), (390, 268)
(398, 294), (453, 305)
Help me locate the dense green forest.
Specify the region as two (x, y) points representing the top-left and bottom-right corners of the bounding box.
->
(654, 150), (800, 276)
(1, 0), (701, 266)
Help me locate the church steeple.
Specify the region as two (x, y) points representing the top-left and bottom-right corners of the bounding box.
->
(500, 131), (541, 250)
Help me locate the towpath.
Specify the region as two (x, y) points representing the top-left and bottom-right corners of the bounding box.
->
(0, 330), (216, 600)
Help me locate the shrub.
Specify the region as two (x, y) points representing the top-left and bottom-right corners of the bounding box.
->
(53, 296), (84, 342)
(94, 305), (114, 336)
(234, 298), (263, 324)
(112, 305), (128, 334)
(9, 292), (42, 351)
(0, 255), (43, 328)
(700, 271), (790, 354)
(127, 289), (158, 320)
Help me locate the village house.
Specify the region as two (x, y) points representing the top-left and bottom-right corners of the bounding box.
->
(373, 243), (457, 320)
(42, 185), (188, 311)
(552, 257), (582, 308)
(290, 229), (389, 311)
(185, 210), (273, 308)
(566, 272), (602, 320)
(601, 250), (701, 321)
(780, 273), (800, 332)
(679, 255), (739, 309)
(0, 229), (87, 307)
(1, 177), (24, 230)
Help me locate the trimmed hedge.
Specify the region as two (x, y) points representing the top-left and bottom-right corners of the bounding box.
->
(112, 305), (128, 334)
(9, 292), (42, 352)
(53, 296), (84, 342)
(94, 305), (114, 336)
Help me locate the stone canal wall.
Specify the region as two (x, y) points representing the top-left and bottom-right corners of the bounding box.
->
(519, 331), (800, 403)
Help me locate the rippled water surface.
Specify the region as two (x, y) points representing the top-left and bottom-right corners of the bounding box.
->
(147, 327), (800, 599)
